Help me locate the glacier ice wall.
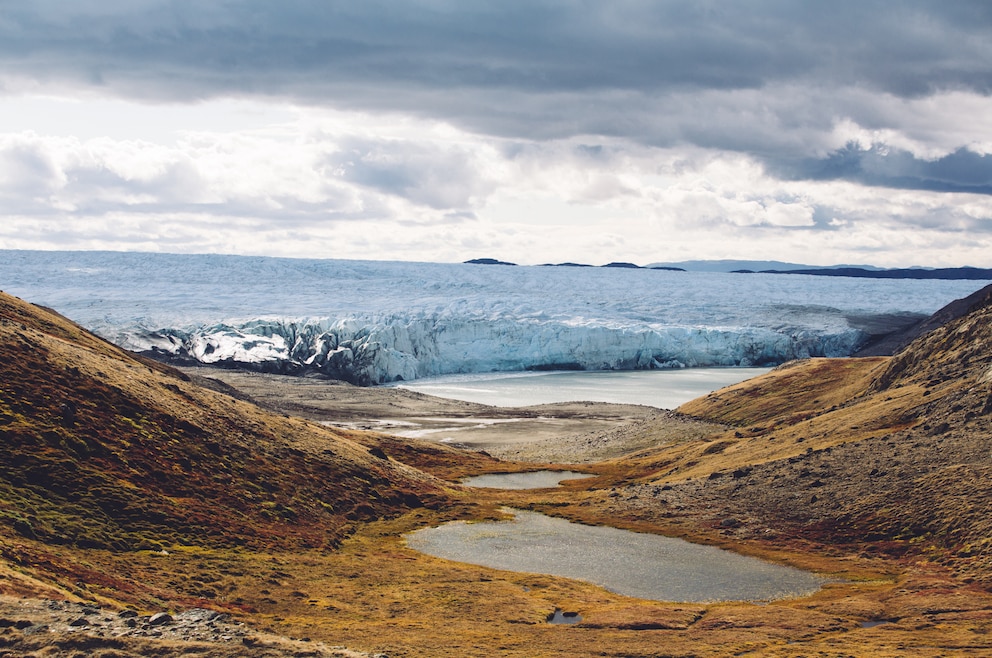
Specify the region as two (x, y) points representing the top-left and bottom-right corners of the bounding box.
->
(2, 250), (988, 386)
(120, 314), (864, 385)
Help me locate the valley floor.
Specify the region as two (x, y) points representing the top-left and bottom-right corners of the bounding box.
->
(4, 365), (991, 657)
(181, 367), (721, 463)
(171, 368), (992, 657)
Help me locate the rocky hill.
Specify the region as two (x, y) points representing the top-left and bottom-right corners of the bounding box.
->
(0, 291), (448, 597)
(604, 282), (992, 584)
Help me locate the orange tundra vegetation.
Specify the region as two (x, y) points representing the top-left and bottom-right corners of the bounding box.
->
(1, 285), (991, 657)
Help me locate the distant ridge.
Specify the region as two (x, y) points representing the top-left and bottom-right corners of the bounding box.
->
(647, 259), (852, 272)
(464, 257), (517, 266)
(649, 259), (992, 280)
(759, 266), (992, 280)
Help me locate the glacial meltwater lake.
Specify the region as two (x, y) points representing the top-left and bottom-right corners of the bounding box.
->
(390, 366), (771, 409)
(460, 471), (594, 489)
(406, 510), (825, 603)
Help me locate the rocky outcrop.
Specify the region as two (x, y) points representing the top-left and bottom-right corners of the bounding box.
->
(0, 597), (377, 657)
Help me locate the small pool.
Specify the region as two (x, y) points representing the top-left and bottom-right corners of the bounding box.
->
(461, 471), (594, 489)
(406, 509), (824, 603)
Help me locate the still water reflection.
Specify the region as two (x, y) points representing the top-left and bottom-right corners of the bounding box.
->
(460, 471), (594, 489)
(406, 509), (823, 603)
(390, 367), (771, 409)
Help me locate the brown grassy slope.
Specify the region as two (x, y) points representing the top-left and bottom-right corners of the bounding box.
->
(603, 283), (992, 582)
(0, 291), (450, 563)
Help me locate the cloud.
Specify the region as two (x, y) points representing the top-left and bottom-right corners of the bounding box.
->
(0, 2), (990, 266)
(7, 2), (992, 94)
(771, 144), (992, 195)
(5, 1), (987, 192)
(326, 136), (498, 210)
(3, 3), (991, 108)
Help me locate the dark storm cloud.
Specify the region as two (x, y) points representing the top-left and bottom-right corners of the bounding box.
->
(2, 1), (991, 192)
(3, 2), (990, 101)
(769, 144), (992, 194)
(770, 145), (992, 195)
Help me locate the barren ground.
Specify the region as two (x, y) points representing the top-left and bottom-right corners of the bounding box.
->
(182, 367), (723, 463)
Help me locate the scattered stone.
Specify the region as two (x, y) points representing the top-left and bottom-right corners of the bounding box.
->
(0, 597), (384, 656)
(147, 612), (174, 626)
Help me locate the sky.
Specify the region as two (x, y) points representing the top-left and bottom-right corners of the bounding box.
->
(0, 1), (991, 268)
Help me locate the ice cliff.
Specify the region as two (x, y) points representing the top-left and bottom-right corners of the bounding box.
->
(121, 314), (868, 385)
(2, 251), (988, 386)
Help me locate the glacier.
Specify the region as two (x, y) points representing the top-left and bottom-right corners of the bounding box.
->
(1, 250), (989, 386)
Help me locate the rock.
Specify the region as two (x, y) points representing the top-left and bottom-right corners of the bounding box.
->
(732, 467), (753, 479)
(148, 612), (174, 626)
(68, 617), (89, 627)
(175, 608), (225, 623)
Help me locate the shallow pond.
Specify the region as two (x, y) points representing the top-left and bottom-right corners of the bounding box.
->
(406, 510), (824, 603)
(461, 471), (594, 489)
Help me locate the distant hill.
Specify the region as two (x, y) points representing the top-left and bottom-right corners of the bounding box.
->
(762, 266), (992, 280)
(646, 259), (855, 272)
(464, 258), (517, 266)
(648, 260), (992, 279)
